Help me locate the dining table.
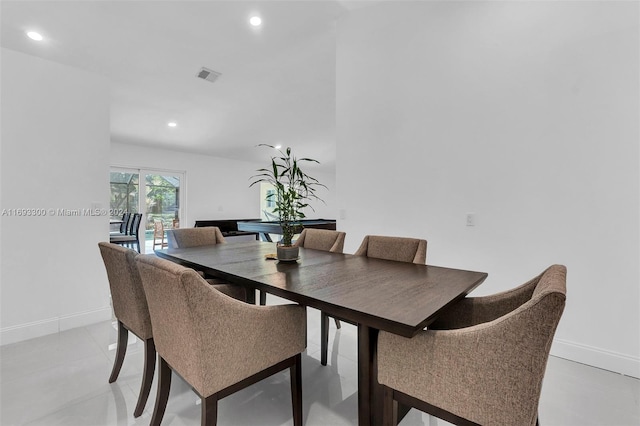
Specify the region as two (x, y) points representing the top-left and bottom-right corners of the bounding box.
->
(155, 241), (488, 426)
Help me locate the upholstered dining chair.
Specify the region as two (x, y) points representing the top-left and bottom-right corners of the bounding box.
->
(377, 264), (567, 426)
(354, 234), (427, 263)
(164, 226), (246, 301)
(291, 228), (347, 343)
(135, 255), (306, 426)
(293, 228), (346, 253)
(319, 234), (427, 366)
(98, 242), (155, 418)
(166, 226), (225, 249)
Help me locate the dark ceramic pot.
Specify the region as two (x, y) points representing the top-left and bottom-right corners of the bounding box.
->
(276, 244), (299, 262)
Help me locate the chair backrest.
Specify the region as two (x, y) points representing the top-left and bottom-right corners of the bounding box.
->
(355, 235), (427, 264)
(532, 264), (567, 300)
(120, 212), (131, 234)
(98, 242), (152, 339)
(478, 264), (567, 424)
(166, 226), (226, 248)
(135, 254), (245, 393)
(377, 264), (566, 426)
(153, 220), (163, 235)
(127, 213), (142, 237)
(294, 228), (346, 253)
(153, 220), (166, 248)
(127, 213), (136, 235)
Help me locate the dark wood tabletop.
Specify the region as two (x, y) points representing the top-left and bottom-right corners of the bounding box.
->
(155, 241), (488, 425)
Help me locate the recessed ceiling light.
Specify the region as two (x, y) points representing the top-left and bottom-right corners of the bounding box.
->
(167, 122), (177, 128)
(249, 16), (262, 27)
(26, 31), (43, 41)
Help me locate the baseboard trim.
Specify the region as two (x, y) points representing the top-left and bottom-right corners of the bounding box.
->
(2, 311), (639, 379)
(0, 317), (59, 346)
(0, 307), (112, 346)
(552, 338), (640, 378)
(59, 307), (112, 331)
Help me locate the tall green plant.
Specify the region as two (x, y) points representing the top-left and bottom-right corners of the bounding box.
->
(250, 145), (325, 246)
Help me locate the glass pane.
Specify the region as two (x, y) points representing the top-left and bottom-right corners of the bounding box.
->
(109, 172), (139, 219)
(145, 174), (180, 233)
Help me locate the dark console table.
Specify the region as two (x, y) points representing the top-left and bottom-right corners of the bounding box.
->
(194, 218), (261, 240)
(237, 219), (337, 242)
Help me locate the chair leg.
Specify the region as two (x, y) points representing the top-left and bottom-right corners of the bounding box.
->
(109, 320), (128, 383)
(150, 356), (172, 426)
(334, 318), (341, 329)
(320, 312), (329, 366)
(290, 354), (303, 426)
(133, 338), (156, 417)
(201, 395), (218, 426)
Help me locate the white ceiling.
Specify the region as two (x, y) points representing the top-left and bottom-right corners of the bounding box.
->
(0, 1), (376, 171)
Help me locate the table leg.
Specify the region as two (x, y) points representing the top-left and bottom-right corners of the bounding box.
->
(320, 312), (329, 366)
(246, 289), (256, 305)
(357, 324), (382, 426)
(260, 232), (273, 242)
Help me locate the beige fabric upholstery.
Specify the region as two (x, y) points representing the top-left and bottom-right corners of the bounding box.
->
(164, 226), (245, 300)
(166, 226), (226, 249)
(98, 242), (152, 339)
(355, 235), (427, 264)
(136, 254), (307, 397)
(99, 242), (156, 418)
(378, 265), (567, 426)
(294, 228), (346, 253)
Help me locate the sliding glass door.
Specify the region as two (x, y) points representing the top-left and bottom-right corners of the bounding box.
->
(110, 167), (185, 253)
(110, 169), (139, 217)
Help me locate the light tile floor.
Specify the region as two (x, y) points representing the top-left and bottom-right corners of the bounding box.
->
(1, 295), (638, 426)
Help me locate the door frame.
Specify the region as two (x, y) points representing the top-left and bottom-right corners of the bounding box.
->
(110, 166), (186, 253)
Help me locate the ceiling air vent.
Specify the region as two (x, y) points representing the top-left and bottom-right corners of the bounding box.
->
(196, 67), (221, 83)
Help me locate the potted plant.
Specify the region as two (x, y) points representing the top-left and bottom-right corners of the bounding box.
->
(250, 145), (325, 261)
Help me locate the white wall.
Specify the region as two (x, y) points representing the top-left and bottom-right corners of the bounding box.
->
(110, 142), (336, 229)
(1, 48), (111, 344)
(0, 46), (337, 346)
(336, 1), (639, 377)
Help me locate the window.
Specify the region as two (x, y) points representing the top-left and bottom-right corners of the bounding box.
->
(110, 167), (185, 253)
